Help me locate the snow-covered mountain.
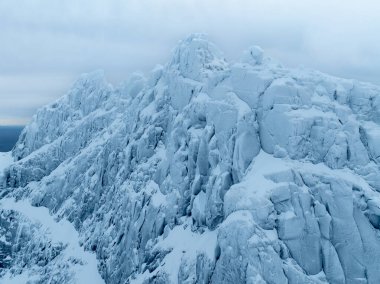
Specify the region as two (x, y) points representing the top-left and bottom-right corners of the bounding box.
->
(2, 34), (380, 283)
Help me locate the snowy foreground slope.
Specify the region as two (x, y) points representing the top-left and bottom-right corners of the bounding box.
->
(2, 34), (380, 283)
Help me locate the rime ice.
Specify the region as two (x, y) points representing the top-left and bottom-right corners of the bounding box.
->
(2, 35), (380, 283)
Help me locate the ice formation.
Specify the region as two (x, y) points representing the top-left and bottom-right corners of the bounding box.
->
(2, 34), (380, 283)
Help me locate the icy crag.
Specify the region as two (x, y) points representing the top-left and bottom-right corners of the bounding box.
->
(2, 34), (380, 283)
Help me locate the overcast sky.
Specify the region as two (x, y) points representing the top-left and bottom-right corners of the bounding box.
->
(1, 0), (380, 125)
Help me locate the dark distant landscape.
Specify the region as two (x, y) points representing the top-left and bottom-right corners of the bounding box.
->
(0, 126), (24, 152)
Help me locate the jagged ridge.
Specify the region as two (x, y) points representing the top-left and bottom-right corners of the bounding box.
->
(1, 34), (380, 283)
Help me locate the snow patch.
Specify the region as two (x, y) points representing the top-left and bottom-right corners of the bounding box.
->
(0, 152), (12, 179)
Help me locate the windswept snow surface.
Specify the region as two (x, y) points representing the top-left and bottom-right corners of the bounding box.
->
(3, 34), (380, 283)
(0, 198), (104, 284)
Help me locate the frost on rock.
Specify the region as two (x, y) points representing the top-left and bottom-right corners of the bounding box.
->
(2, 34), (380, 283)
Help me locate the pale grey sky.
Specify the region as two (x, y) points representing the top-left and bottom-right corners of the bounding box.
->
(1, 0), (380, 125)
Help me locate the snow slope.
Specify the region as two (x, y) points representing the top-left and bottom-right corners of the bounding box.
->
(2, 34), (380, 283)
(0, 198), (104, 283)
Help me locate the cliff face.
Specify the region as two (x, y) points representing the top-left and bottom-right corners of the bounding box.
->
(2, 34), (380, 283)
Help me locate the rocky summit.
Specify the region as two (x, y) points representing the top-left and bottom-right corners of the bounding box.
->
(1, 34), (380, 283)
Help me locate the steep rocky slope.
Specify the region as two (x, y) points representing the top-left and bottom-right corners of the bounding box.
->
(2, 34), (380, 283)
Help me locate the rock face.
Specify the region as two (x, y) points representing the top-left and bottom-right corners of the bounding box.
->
(2, 34), (380, 283)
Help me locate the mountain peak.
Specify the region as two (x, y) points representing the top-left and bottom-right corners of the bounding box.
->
(242, 45), (264, 65)
(168, 33), (227, 80)
(2, 35), (380, 284)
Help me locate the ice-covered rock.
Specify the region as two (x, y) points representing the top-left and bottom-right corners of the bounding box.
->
(2, 34), (380, 283)
(242, 46), (264, 65)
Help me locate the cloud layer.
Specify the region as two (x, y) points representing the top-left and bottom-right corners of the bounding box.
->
(1, 0), (379, 125)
